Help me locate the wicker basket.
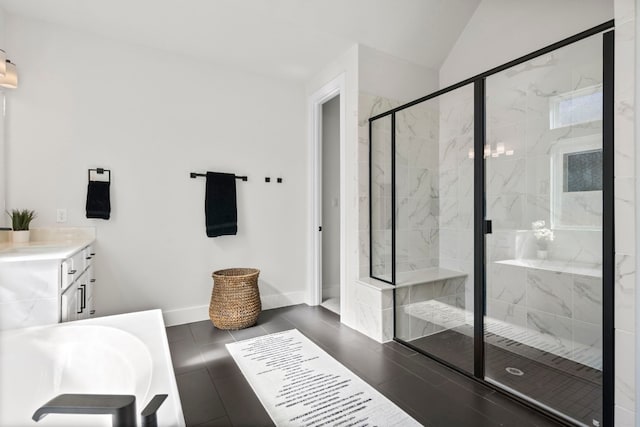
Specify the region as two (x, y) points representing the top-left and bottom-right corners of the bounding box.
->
(209, 268), (261, 330)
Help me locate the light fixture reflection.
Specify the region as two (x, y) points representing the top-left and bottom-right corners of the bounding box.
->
(0, 60), (18, 89)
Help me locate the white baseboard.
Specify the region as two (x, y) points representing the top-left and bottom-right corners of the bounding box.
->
(162, 291), (308, 327)
(162, 304), (209, 327)
(261, 291), (307, 310)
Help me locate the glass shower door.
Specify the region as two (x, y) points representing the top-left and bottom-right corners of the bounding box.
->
(392, 84), (476, 374)
(484, 34), (604, 426)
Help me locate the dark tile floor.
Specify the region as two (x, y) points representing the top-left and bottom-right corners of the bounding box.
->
(166, 304), (564, 427)
(410, 329), (601, 426)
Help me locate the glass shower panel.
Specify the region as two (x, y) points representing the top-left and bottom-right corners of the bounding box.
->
(484, 34), (603, 426)
(370, 116), (393, 281)
(394, 84), (475, 374)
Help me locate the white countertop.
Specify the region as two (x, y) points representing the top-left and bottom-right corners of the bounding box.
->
(0, 239), (94, 263)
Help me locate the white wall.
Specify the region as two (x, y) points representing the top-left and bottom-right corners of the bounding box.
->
(4, 14), (308, 324)
(0, 6), (6, 227)
(321, 95), (340, 293)
(636, 1), (640, 420)
(359, 45), (438, 104)
(0, 7), (5, 47)
(440, 0), (614, 87)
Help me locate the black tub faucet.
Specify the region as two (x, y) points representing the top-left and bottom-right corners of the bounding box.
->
(32, 394), (137, 427)
(32, 393), (168, 427)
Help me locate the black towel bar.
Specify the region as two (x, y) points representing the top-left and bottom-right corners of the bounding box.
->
(88, 168), (111, 183)
(190, 172), (248, 182)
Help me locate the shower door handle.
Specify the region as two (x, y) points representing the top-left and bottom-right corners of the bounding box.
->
(484, 220), (492, 234)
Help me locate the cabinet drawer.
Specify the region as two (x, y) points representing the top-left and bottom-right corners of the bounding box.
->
(82, 245), (96, 271)
(60, 250), (86, 289)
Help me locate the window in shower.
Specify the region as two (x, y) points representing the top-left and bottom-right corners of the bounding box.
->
(549, 84), (603, 129)
(550, 135), (603, 229)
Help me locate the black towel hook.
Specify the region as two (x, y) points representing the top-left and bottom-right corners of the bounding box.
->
(88, 168), (111, 183)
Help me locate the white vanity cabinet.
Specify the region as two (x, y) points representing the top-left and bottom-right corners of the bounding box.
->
(59, 245), (96, 322)
(60, 256), (95, 322)
(0, 241), (97, 330)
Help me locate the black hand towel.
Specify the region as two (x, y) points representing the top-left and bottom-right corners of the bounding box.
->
(86, 181), (111, 220)
(205, 172), (237, 237)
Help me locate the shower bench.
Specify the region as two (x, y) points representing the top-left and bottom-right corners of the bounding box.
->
(354, 267), (468, 342)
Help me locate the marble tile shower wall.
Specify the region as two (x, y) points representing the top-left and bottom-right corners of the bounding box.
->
(488, 262), (602, 367)
(395, 277), (467, 341)
(362, 92), (440, 279)
(437, 85), (475, 311)
(396, 102), (440, 274)
(612, 0), (637, 423)
(480, 35), (608, 369)
(484, 35), (603, 267)
(362, 93), (400, 279)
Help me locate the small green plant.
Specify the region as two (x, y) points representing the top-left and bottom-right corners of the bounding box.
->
(7, 209), (37, 231)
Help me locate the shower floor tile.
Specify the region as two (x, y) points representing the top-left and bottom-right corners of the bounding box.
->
(410, 329), (602, 426)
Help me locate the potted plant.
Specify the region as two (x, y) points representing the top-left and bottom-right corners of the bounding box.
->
(532, 220), (554, 259)
(7, 209), (36, 243)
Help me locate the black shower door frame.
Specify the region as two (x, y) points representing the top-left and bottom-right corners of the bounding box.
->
(368, 21), (615, 426)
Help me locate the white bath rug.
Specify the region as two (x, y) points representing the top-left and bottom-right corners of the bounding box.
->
(226, 329), (421, 427)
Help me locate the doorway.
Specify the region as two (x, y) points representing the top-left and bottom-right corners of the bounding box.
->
(320, 95), (341, 314)
(308, 74), (346, 317)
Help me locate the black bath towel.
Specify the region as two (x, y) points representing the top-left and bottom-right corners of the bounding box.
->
(205, 172), (237, 237)
(86, 181), (111, 220)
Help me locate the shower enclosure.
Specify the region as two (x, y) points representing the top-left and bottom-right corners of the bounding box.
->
(369, 22), (614, 427)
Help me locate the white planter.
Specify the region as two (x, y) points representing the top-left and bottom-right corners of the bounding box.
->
(536, 249), (548, 260)
(12, 230), (30, 243)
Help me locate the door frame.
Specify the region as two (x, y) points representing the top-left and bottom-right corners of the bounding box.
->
(307, 73), (346, 316)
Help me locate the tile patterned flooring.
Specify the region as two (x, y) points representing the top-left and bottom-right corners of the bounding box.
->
(410, 329), (601, 426)
(166, 304), (564, 426)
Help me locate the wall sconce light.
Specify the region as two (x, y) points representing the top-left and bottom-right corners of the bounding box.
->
(483, 142), (515, 158)
(0, 50), (5, 77)
(0, 60), (18, 89)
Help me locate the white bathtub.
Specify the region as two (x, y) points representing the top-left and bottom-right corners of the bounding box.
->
(0, 310), (185, 426)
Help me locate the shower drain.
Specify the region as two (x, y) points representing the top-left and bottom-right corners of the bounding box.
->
(505, 367), (524, 376)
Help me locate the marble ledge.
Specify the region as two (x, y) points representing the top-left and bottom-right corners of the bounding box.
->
(0, 227), (96, 263)
(495, 258), (601, 278)
(357, 267), (467, 291)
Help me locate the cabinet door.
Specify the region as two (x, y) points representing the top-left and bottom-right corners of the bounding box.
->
(76, 270), (89, 320)
(60, 284), (78, 323)
(86, 265), (96, 317)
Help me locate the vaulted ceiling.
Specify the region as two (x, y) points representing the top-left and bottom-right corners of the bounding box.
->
(0, 0), (480, 80)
